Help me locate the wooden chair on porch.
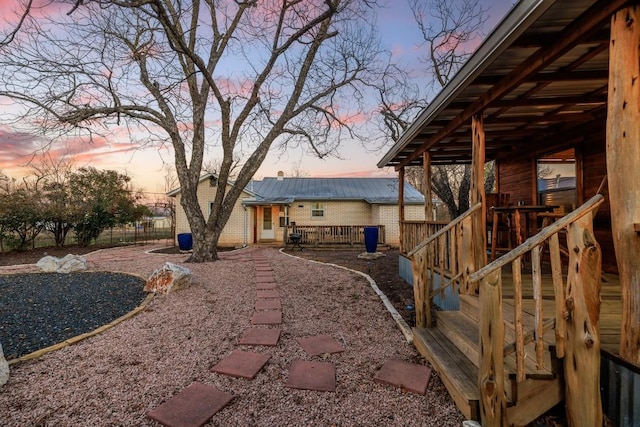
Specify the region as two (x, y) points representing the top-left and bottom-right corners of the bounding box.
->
(486, 193), (511, 260)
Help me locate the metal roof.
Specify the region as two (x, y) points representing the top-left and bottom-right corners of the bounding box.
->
(378, 0), (625, 169)
(245, 177), (424, 205)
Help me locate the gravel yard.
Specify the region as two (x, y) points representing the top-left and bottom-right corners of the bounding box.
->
(0, 245), (464, 426)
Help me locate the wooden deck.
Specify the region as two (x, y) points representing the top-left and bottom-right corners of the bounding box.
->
(499, 266), (622, 354)
(412, 266), (622, 425)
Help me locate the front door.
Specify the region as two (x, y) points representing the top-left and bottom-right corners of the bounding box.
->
(261, 206), (274, 240)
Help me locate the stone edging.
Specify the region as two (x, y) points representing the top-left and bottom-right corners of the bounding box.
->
(7, 283), (155, 366)
(279, 249), (413, 344)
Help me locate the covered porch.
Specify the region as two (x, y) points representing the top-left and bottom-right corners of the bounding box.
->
(379, 0), (639, 425)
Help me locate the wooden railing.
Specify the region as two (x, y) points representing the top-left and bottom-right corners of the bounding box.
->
(408, 203), (482, 327)
(469, 194), (604, 425)
(400, 220), (449, 255)
(283, 225), (385, 246)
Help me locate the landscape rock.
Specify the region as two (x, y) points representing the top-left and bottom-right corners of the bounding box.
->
(357, 251), (386, 260)
(36, 256), (58, 272)
(144, 262), (192, 294)
(36, 254), (87, 273)
(0, 343), (9, 387)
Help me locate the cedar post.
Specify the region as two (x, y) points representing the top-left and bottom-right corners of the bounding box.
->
(607, 5), (640, 364)
(423, 152), (433, 221)
(471, 114), (487, 288)
(399, 167), (406, 253)
(564, 211), (602, 426)
(479, 270), (507, 426)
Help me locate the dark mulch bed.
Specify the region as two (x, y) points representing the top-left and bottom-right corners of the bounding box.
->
(282, 248), (416, 325)
(0, 272), (146, 360)
(0, 244), (124, 267)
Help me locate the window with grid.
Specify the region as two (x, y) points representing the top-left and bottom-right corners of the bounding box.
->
(311, 202), (324, 217)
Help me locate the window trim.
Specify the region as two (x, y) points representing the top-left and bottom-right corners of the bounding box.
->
(311, 202), (324, 218)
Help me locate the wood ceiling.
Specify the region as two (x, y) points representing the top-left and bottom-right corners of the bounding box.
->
(380, 0), (631, 169)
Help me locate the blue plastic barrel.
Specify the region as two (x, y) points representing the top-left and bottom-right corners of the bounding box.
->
(363, 227), (378, 253)
(177, 233), (193, 251)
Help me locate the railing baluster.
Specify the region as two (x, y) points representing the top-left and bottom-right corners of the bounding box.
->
(449, 228), (457, 278)
(411, 247), (426, 327)
(428, 237), (435, 322)
(531, 246), (544, 370)
(439, 233), (446, 277)
(549, 233), (566, 358)
(512, 256), (525, 383)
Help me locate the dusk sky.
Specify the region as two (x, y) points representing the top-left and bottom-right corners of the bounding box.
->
(0, 0), (515, 197)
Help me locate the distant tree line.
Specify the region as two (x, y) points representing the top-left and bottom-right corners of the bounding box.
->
(0, 167), (150, 251)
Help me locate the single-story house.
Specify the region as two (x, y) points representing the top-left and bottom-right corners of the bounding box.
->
(168, 172), (426, 247)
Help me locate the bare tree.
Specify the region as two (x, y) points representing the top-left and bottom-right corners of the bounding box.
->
(0, 0), (385, 261)
(289, 160), (310, 178)
(409, 0), (487, 87)
(377, 0), (491, 219)
(0, 0), (33, 46)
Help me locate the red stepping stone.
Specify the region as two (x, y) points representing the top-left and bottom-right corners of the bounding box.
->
(286, 360), (336, 392)
(296, 335), (344, 357)
(256, 282), (277, 290)
(238, 327), (281, 346)
(251, 310), (282, 325)
(255, 299), (282, 310)
(373, 359), (432, 395)
(255, 273), (275, 279)
(257, 289), (279, 298)
(255, 275), (275, 283)
(211, 350), (271, 379)
(255, 265), (273, 271)
(147, 382), (234, 427)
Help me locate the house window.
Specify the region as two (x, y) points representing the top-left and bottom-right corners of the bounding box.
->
(311, 202), (324, 217)
(536, 148), (576, 214)
(209, 176), (217, 187)
(280, 212), (289, 228)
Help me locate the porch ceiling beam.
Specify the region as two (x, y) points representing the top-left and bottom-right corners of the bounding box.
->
(396, 0), (630, 171)
(421, 126), (590, 140)
(445, 94), (608, 111)
(508, 28), (611, 49)
(471, 70), (609, 86)
(425, 112), (597, 128)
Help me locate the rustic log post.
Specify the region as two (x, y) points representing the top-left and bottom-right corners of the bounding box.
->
(423, 152), (433, 221)
(607, 5), (640, 364)
(459, 215), (475, 294)
(411, 247), (428, 327)
(512, 256), (525, 383)
(564, 211), (602, 427)
(479, 269), (507, 426)
(550, 234), (566, 358)
(471, 114), (487, 291)
(399, 167), (406, 253)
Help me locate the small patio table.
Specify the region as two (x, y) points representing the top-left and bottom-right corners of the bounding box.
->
(490, 205), (557, 260)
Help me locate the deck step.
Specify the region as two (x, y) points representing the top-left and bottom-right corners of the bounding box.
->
(437, 311), (555, 382)
(414, 321), (563, 425)
(412, 326), (480, 420)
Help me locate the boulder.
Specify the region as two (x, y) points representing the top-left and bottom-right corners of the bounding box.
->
(0, 343), (9, 387)
(36, 254), (87, 273)
(36, 256), (58, 272)
(144, 262), (192, 294)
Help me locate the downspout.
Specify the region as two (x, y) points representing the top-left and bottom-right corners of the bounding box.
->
(243, 206), (248, 247)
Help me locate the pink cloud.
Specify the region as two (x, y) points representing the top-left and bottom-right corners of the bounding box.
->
(0, 128), (44, 169)
(0, 0), (67, 31)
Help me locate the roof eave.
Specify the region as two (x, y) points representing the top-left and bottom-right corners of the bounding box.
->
(377, 0), (555, 169)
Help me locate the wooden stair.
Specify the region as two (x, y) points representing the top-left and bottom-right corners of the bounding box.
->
(413, 294), (564, 425)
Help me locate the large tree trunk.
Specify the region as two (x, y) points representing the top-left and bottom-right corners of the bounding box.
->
(608, 5), (640, 364)
(179, 184), (217, 262)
